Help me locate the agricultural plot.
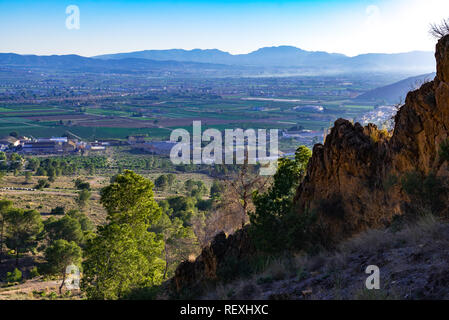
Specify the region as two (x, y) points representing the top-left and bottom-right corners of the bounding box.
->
(0, 74), (393, 145)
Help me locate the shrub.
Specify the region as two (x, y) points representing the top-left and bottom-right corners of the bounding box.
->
(48, 291), (58, 300)
(35, 179), (50, 190)
(439, 139), (449, 163)
(29, 266), (40, 278)
(123, 286), (161, 300)
(74, 179), (91, 190)
(50, 206), (65, 215)
(401, 171), (446, 216)
(6, 268), (22, 283)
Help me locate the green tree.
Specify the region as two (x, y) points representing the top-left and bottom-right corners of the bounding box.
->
(151, 213), (198, 279)
(67, 210), (93, 235)
(166, 196), (197, 226)
(166, 173), (176, 187)
(82, 170), (165, 299)
(250, 146), (312, 253)
(210, 180), (224, 200)
(6, 267), (22, 283)
(35, 179), (50, 190)
(36, 167), (47, 176)
(51, 207), (65, 216)
(24, 171), (32, 184)
(5, 209), (43, 266)
(9, 153), (22, 162)
(44, 239), (82, 293)
(154, 174), (168, 191)
(76, 189), (91, 209)
(26, 158), (40, 171)
(44, 215), (84, 245)
(0, 199), (13, 264)
(47, 166), (56, 182)
(74, 178), (90, 190)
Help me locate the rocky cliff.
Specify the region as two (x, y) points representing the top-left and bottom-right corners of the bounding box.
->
(294, 35), (449, 242)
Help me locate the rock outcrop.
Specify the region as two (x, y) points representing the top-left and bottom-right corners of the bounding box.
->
(294, 35), (449, 243)
(171, 227), (255, 294)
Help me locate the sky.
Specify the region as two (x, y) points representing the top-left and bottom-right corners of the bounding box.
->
(0, 0), (448, 57)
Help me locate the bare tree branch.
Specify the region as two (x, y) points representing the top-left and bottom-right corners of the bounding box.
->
(430, 19), (449, 39)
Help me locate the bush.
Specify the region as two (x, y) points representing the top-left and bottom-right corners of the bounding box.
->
(6, 268), (22, 283)
(35, 179), (50, 190)
(74, 179), (90, 190)
(123, 286), (161, 300)
(29, 266), (40, 278)
(50, 206), (65, 215)
(401, 171), (447, 216)
(439, 139), (449, 163)
(48, 292), (58, 299)
(217, 255), (255, 283)
(154, 175), (168, 190)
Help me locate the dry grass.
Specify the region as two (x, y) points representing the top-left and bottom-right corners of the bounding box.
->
(203, 277), (262, 300)
(200, 214), (448, 300)
(0, 174), (109, 191)
(0, 174), (108, 225)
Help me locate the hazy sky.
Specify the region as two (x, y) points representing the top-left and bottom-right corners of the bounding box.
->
(0, 0), (448, 57)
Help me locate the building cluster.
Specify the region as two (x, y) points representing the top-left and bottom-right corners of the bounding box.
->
(355, 105), (397, 129)
(0, 136), (110, 154)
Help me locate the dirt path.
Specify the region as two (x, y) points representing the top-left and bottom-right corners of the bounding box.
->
(0, 189), (101, 200)
(0, 278), (61, 299)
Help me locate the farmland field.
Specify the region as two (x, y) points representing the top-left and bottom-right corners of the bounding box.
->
(0, 73), (391, 152)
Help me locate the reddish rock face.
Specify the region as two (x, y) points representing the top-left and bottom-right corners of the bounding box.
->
(294, 35), (449, 243)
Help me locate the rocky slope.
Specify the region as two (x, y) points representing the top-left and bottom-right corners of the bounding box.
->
(170, 35), (449, 296)
(202, 215), (449, 300)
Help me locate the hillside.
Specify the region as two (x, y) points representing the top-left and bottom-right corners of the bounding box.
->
(201, 215), (449, 300)
(168, 35), (449, 300)
(355, 72), (436, 104)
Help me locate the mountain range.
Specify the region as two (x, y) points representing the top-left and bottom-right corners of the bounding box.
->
(95, 46), (436, 73)
(0, 46), (436, 76)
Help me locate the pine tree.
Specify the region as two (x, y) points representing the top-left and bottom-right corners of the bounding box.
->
(82, 170), (165, 299)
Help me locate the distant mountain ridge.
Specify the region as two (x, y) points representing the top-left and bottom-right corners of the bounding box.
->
(0, 46), (436, 76)
(0, 52), (251, 77)
(95, 46), (435, 73)
(355, 72), (436, 103)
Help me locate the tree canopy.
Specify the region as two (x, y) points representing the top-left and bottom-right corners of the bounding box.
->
(82, 170), (165, 299)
